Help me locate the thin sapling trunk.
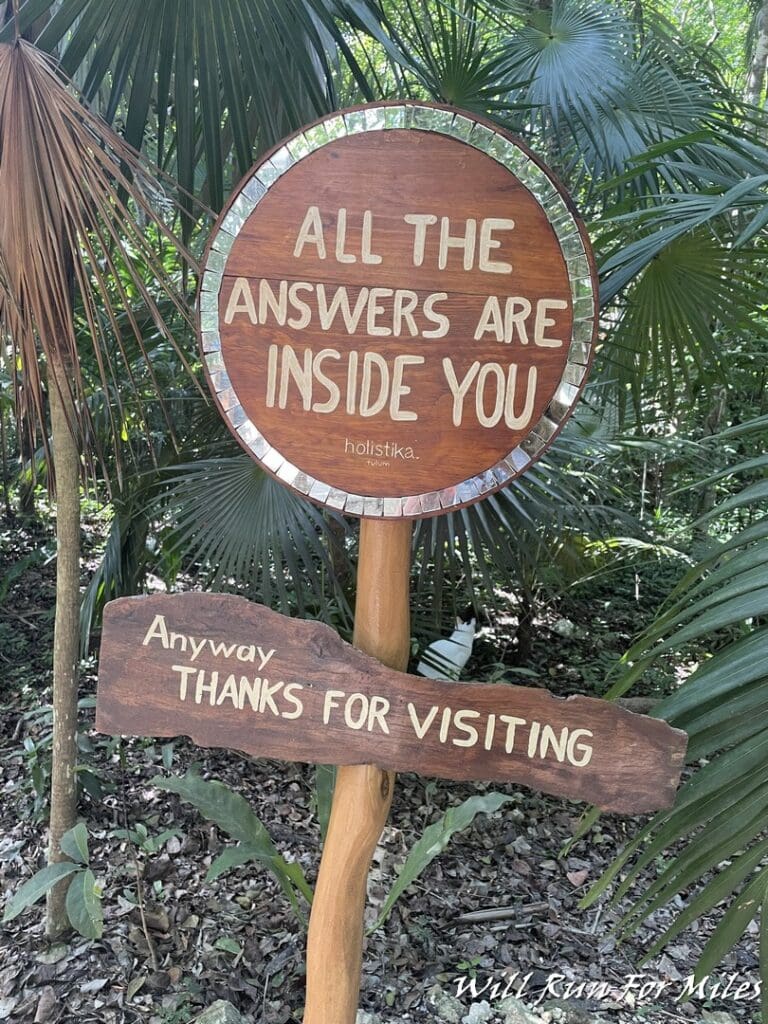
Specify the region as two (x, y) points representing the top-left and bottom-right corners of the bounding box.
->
(45, 353), (81, 937)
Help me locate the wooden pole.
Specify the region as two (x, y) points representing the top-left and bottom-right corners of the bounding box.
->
(304, 518), (412, 1024)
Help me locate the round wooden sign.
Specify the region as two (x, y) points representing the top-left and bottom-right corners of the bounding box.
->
(198, 102), (597, 518)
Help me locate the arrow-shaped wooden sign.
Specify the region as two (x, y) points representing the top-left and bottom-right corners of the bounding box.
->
(96, 592), (686, 815)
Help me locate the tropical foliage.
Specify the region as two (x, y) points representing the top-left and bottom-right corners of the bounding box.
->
(581, 417), (768, 993)
(0, 0), (767, 994)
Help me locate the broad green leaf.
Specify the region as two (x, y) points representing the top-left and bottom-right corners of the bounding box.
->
(284, 861), (314, 906)
(157, 773), (280, 847)
(205, 843), (261, 883)
(593, 430), (768, 974)
(157, 773), (312, 918)
(717, 414), (768, 440)
(648, 516), (768, 602)
(314, 765), (336, 843)
(3, 863), (81, 923)
(370, 793), (512, 932)
(214, 936), (241, 955)
(630, 564), (768, 654)
(59, 822), (89, 865)
(65, 869), (103, 940)
(694, 866), (768, 982)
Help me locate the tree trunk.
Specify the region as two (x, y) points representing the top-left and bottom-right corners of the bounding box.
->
(514, 590), (535, 665)
(0, 399), (11, 516)
(747, 0), (768, 108)
(694, 385), (727, 538)
(45, 354), (81, 938)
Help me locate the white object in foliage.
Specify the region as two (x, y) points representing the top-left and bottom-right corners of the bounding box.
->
(417, 618), (476, 680)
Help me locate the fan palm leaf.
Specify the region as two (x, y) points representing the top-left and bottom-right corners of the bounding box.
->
(157, 455), (352, 625)
(381, 0), (525, 115)
(475, 1), (760, 200)
(0, 38), (202, 477)
(3, 0), (398, 214)
(412, 419), (635, 632)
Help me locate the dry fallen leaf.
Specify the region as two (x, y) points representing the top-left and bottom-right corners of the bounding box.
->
(33, 987), (56, 1023)
(566, 869), (589, 887)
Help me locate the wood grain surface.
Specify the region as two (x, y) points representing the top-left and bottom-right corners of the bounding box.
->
(213, 124), (580, 498)
(96, 593), (686, 814)
(304, 519), (412, 1024)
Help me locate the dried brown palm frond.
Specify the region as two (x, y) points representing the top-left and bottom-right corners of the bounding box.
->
(0, 37), (205, 484)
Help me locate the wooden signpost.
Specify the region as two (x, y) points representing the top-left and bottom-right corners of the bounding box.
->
(98, 103), (688, 1024)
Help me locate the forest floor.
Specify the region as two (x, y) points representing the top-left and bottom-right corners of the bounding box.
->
(0, 509), (758, 1024)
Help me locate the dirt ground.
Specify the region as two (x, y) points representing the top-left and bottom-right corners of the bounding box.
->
(0, 513), (758, 1024)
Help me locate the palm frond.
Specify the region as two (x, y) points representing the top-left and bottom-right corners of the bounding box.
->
(0, 39), (203, 482)
(5, 0), (398, 213)
(477, 0), (754, 204)
(412, 415), (629, 626)
(598, 231), (768, 412)
(158, 456), (352, 625)
(582, 417), (768, 990)
(500, 0), (631, 132)
(383, 0), (525, 115)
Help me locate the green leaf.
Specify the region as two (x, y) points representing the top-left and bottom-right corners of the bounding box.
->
(205, 843), (261, 883)
(159, 457), (350, 623)
(29, 0), (401, 212)
(605, 743), (768, 909)
(369, 793), (512, 932)
(587, 418), (768, 978)
(157, 773), (280, 847)
(314, 765), (336, 843)
(157, 773), (312, 919)
(3, 863), (81, 923)
(641, 836), (768, 963)
(694, 866), (768, 982)
(615, 783), (768, 937)
(214, 936), (241, 955)
(602, 231), (764, 415)
(655, 630), (768, 725)
(65, 869), (103, 940)
(59, 822), (89, 865)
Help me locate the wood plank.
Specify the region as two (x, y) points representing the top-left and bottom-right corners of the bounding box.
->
(96, 592), (687, 814)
